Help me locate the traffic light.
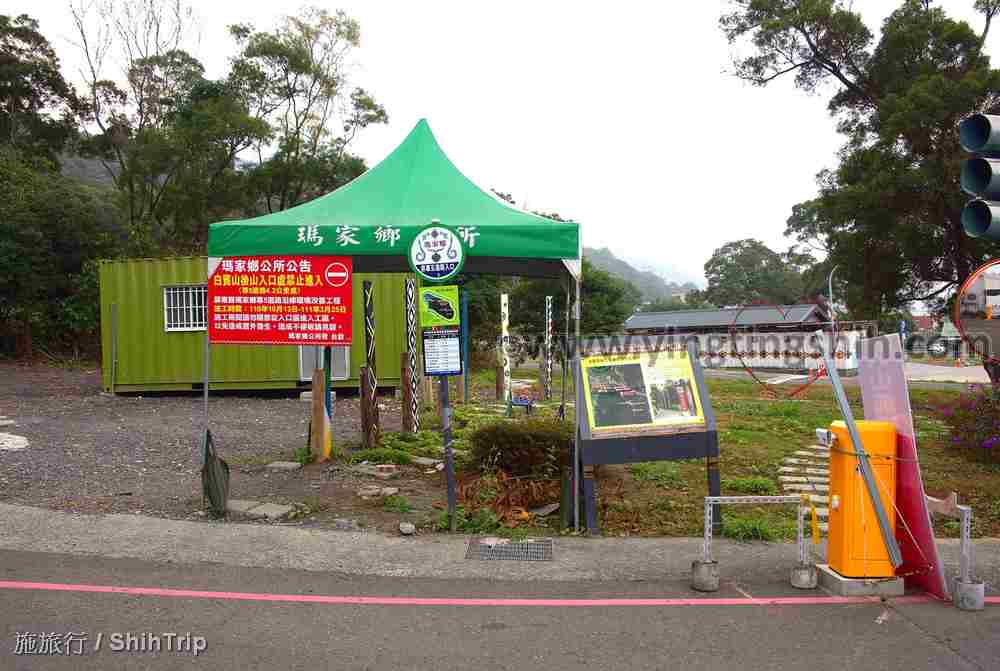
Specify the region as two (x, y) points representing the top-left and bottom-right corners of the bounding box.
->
(960, 113), (1000, 239)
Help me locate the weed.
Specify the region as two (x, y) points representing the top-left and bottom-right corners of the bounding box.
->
(382, 495), (412, 513)
(721, 476), (778, 495)
(433, 506), (502, 534)
(650, 497), (673, 513)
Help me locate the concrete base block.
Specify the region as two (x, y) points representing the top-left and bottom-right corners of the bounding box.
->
(790, 563), (818, 590)
(691, 560), (719, 592)
(952, 579), (985, 612)
(816, 564), (904, 597)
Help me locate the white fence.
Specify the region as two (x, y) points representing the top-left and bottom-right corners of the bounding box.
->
(692, 331), (862, 372)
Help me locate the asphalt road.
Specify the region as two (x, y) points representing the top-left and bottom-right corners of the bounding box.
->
(2, 549), (996, 671)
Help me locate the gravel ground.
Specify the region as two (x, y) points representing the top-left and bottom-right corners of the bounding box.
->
(0, 362), (447, 533)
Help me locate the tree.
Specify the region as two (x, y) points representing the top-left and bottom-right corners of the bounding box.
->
(0, 14), (81, 162)
(0, 146), (121, 356)
(636, 296), (714, 312)
(510, 258), (642, 340)
(230, 7), (387, 212)
(71, 0), (204, 248)
(697, 238), (818, 306)
(721, 0), (1000, 321)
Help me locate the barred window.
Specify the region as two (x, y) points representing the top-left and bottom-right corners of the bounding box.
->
(163, 285), (208, 331)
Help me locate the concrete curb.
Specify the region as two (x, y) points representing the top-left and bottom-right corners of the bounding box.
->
(0, 503), (997, 586)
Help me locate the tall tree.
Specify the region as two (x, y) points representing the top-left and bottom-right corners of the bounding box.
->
(0, 146), (120, 356)
(721, 0), (1000, 320)
(510, 258), (641, 340)
(0, 14), (81, 162)
(694, 238), (818, 306)
(71, 0), (276, 251)
(229, 7), (387, 212)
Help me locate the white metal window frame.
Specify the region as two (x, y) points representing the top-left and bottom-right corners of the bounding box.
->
(163, 284), (208, 332)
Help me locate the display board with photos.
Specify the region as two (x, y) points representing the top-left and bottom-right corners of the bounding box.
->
(573, 338), (720, 534)
(575, 338), (718, 462)
(580, 348), (706, 438)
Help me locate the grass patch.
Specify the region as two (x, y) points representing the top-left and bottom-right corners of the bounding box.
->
(629, 461), (683, 487)
(382, 495), (412, 513)
(349, 448), (412, 465)
(722, 513), (796, 542)
(721, 476), (778, 495)
(294, 446), (314, 466)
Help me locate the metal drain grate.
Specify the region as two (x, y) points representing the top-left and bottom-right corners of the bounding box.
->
(466, 537), (554, 561)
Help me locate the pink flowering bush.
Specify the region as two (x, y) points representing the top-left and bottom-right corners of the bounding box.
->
(941, 385), (1000, 465)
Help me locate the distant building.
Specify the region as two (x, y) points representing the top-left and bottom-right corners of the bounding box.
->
(911, 315), (937, 331)
(623, 303), (871, 373)
(624, 304), (830, 334)
(958, 273), (1000, 316)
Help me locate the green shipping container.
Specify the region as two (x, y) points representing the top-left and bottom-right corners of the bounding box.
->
(99, 257), (409, 393)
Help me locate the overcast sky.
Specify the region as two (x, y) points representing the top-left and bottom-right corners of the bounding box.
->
(19, 1), (1000, 284)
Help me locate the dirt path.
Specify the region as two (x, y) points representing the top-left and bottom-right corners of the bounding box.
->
(0, 362), (445, 533)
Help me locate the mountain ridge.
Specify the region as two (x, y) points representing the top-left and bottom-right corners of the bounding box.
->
(584, 246), (697, 300)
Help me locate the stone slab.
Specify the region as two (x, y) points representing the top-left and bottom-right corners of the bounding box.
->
(816, 563), (904, 597)
(411, 456), (441, 467)
(779, 466), (829, 475)
(793, 450), (829, 459)
(266, 461), (303, 472)
(782, 483), (830, 492)
(226, 499), (265, 518)
(778, 476), (830, 483)
(250, 503), (296, 521)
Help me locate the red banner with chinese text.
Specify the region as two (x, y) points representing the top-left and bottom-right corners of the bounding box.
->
(208, 256), (352, 346)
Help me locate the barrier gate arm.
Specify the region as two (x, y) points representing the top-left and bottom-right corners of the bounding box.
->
(814, 330), (903, 568)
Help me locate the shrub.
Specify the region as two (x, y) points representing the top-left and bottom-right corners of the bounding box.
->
(940, 385), (1000, 464)
(721, 476), (777, 495)
(349, 448), (412, 465)
(467, 417), (572, 477)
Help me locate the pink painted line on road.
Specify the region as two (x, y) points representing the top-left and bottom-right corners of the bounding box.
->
(0, 580), (979, 608)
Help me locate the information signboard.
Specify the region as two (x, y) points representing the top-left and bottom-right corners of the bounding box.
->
(208, 255), (352, 346)
(580, 348), (706, 437)
(422, 326), (462, 376)
(419, 285), (460, 327)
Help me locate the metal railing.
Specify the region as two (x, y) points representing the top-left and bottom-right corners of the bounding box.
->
(702, 495), (810, 565)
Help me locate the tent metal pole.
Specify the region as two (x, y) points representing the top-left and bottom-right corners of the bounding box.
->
(561, 288), (570, 415)
(202, 331), (210, 463)
(573, 276), (581, 531)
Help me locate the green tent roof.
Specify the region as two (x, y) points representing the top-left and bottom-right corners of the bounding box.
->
(208, 119), (580, 279)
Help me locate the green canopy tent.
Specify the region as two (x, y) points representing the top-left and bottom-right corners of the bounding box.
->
(205, 119), (584, 527)
(208, 119), (581, 280)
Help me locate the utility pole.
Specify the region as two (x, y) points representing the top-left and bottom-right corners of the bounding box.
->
(827, 265), (839, 323)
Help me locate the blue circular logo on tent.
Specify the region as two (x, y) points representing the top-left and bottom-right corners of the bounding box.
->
(409, 225), (465, 282)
